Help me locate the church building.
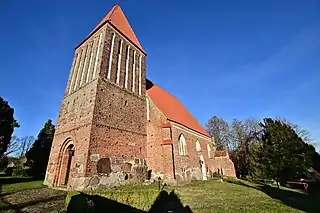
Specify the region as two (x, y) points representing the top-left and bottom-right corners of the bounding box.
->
(44, 5), (235, 190)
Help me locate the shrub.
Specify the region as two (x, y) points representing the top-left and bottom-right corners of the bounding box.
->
(66, 187), (160, 211)
(0, 157), (8, 171)
(12, 168), (29, 177)
(4, 167), (13, 176)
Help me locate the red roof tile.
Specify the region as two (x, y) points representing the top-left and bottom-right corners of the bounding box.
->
(147, 84), (210, 137)
(80, 5), (144, 52)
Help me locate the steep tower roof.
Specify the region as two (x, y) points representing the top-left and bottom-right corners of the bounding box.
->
(147, 84), (210, 137)
(79, 5), (144, 52)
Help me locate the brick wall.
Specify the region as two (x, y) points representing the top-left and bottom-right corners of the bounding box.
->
(210, 156), (236, 177)
(170, 123), (214, 182)
(146, 96), (169, 177)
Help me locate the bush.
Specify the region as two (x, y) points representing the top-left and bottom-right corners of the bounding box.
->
(66, 187), (160, 211)
(12, 168), (29, 177)
(4, 167), (13, 176)
(0, 157), (8, 171)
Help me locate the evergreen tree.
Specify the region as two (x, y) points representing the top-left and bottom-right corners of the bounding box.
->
(26, 119), (55, 178)
(0, 97), (19, 157)
(259, 118), (312, 187)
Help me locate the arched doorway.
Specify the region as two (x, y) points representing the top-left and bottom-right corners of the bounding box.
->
(63, 144), (74, 185)
(56, 140), (75, 186)
(199, 154), (207, 180)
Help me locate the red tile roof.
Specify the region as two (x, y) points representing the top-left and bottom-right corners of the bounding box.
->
(79, 5), (144, 52)
(147, 84), (210, 137)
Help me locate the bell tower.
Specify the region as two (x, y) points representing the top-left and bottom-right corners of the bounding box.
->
(45, 5), (147, 190)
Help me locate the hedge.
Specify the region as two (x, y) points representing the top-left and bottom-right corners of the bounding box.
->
(12, 168), (29, 177)
(66, 188), (161, 211)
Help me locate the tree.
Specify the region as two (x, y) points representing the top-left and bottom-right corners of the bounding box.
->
(279, 118), (312, 143)
(229, 118), (262, 178)
(0, 97), (19, 157)
(259, 118), (312, 187)
(18, 136), (35, 157)
(4, 135), (20, 156)
(206, 116), (230, 150)
(3, 136), (35, 157)
(26, 120), (55, 178)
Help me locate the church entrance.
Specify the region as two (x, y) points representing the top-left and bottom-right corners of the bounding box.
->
(199, 154), (207, 180)
(58, 144), (74, 186)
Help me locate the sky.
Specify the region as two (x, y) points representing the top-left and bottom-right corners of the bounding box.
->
(1, 0), (319, 150)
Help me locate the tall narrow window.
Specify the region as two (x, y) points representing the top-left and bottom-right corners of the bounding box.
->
(68, 53), (79, 94)
(107, 33), (116, 80)
(146, 98), (150, 121)
(79, 45), (89, 87)
(86, 40), (95, 83)
(92, 32), (103, 79)
(73, 49), (83, 91)
(178, 134), (187, 156)
(116, 39), (123, 84)
(132, 50), (136, 92)
(207, 144), (211, 158)
(124, 45), (130, 88)
(138, 55), (142, 95)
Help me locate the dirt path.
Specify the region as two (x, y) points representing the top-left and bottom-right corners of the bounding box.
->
(1, 188), (67, 213)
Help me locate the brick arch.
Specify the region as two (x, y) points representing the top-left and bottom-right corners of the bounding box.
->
(53, 137), (75, 186)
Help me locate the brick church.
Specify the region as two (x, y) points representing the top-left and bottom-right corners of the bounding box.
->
(45, 5), (235, 190)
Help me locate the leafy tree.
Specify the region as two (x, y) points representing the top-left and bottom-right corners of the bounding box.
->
(229, 119), (263, 178)
(26, 120), (55, 178)
(279, 118), (312, 143)
(259, 118), (312, 187)
(206, 116), (230, 150)
(0, 97), (19, 157)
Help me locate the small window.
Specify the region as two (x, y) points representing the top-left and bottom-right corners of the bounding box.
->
(207, 144), (211, 158)
(178, 134), (187, 156)
(196, 140), (201, 152)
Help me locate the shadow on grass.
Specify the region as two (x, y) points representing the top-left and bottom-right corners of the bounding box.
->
(67, 190), (192, 213)
(225, 179), (320, 213)
(0, 194), (65, 212)
(0, 177), (34, 185)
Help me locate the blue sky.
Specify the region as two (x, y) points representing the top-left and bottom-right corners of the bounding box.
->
(1, 0), (319, 150)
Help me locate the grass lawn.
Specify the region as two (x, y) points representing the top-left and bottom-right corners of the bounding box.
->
(1, 175), (319, 213)
(174, 179), (319, 213)
(67, 178), (320, 213)
(0, 176), (66, 213)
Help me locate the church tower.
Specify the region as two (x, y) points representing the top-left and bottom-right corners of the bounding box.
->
(45, 5), (147, 190)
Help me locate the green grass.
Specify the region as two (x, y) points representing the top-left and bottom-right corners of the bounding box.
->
(174, 180), (305, 213)
(66, 179), (320, 213)
(0, 176), (46, 213)
(1, 175), (319, 213)
(1, 180), (45, 194)
(0, 175), (45, 194)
